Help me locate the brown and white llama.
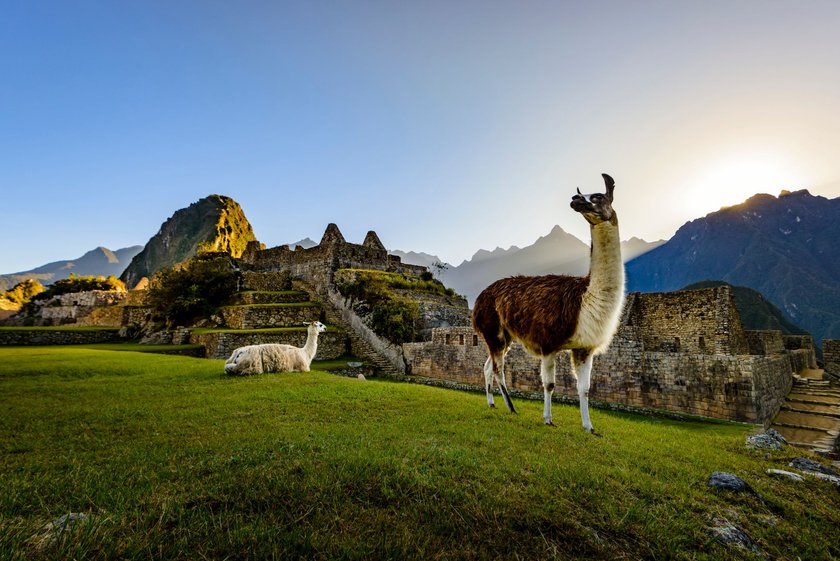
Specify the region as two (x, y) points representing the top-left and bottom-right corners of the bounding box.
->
(472, 173), (625, 434)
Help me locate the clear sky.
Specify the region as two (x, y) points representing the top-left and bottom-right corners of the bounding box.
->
(3, 0), (840, 273)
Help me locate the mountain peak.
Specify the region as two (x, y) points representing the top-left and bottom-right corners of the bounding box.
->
(120, 195), (257, 288)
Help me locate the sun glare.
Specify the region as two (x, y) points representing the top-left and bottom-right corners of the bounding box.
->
(683, 151), (809, 216)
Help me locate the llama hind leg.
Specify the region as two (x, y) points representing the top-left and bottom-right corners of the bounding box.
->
(495, 351), (517, 414)
(572, 349), (598, 435)
(540, 355), (556, 425)
(483, 357), (496, 408)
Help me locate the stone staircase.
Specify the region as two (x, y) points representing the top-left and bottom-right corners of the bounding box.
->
(294, 281), (405, 378)
(770, 369), (840, 456)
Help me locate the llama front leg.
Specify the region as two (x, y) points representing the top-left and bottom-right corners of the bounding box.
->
(540, 354), (556, 425)
(572, 349), (598, 434)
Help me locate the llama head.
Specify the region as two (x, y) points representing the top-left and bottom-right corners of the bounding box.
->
(570, 173), (616, 225)
(305, 321), (327, 334)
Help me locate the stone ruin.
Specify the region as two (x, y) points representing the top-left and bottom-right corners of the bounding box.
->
(238, 223), (429, 295)
(404, 285), (819, 426)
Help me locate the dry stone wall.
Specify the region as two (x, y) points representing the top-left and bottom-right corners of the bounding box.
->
(825, 339), (840, 381)
(625, 288), (748, 354)
(219, 303), (321, 330)
(240, 271), (292, 292)
(0, 328), (121, 346)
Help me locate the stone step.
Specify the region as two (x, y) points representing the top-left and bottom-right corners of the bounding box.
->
(220, 303), (321, 330)
(786, 393), (840, 405)
(233, 290), (310, 305)
(772, 410), (840, 431)
(781, 402), (840, 417)
(792, 381), (837, 390)
(770, 425), (837, 450)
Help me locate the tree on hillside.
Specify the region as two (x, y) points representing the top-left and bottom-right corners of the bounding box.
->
(145, 254), (239, 327)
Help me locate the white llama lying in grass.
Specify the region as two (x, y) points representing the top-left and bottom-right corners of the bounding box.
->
(224, 321), (326, 375)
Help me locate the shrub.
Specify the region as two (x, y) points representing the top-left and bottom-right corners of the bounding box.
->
(370, 297), (418, 344)
(335, 270), (424, 344)
(32, 275), (125, 301)
(145, 256), (239, 327)
(6, 279), (46, 304)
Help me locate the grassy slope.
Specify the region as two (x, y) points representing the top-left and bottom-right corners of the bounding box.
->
(1, 348), (838, 560)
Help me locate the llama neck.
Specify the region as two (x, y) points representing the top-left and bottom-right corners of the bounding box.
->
(303, 331), (319, 360)
(587, 218), (624, 295)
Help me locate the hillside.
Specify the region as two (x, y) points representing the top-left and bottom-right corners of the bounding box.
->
(436, 226), (663, 305)
(626, 190), (840, 345)
(0, 246), (142, 292)
(2, 346), (838, 559)
(121, 195), (257, 288)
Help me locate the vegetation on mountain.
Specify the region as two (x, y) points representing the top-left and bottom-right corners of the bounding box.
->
(627, 190), (840, 345)
(120, 195), (257, 289)
(0, 279), (45, 310)
(31, 274), (125, 301)
(145, 254), (239, 327)
(1, 347), (838, 560)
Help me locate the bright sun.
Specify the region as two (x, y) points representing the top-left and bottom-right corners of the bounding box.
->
(683, 151), (809, 215)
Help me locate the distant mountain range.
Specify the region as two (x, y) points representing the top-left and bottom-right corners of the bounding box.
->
(395, 225), (664, 305)
(627, 190), (840, 345)
(0, 246), (142, 292)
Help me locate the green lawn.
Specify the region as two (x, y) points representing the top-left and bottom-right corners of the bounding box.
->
(1, 347), (838, 560)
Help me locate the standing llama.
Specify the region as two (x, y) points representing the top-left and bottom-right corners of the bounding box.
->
(472, 173), (625, 434)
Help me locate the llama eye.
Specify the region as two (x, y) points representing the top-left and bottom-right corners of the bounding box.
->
(591, 194), (603, 201)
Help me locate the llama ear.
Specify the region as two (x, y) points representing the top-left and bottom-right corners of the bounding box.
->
(602, 173), (615, 202)
(576, 187), (582, 195)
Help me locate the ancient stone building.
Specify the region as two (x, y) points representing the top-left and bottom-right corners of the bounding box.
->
(403, 286), (816, 425)
(239, 224), (427, 295)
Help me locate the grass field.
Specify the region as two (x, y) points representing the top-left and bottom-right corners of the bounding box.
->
(1, 347), (838, 560)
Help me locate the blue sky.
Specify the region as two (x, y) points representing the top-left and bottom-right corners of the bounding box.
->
(3, 1), (840, 273)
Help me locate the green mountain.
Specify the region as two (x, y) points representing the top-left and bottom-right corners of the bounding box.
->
(680, 281), (807, 335)
(120, 195), (257, 289)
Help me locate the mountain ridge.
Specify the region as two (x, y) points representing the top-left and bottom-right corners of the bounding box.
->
(395, 225), (663, 305)
(627, 189), (840, 345)
(0, 246), (143, 291)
